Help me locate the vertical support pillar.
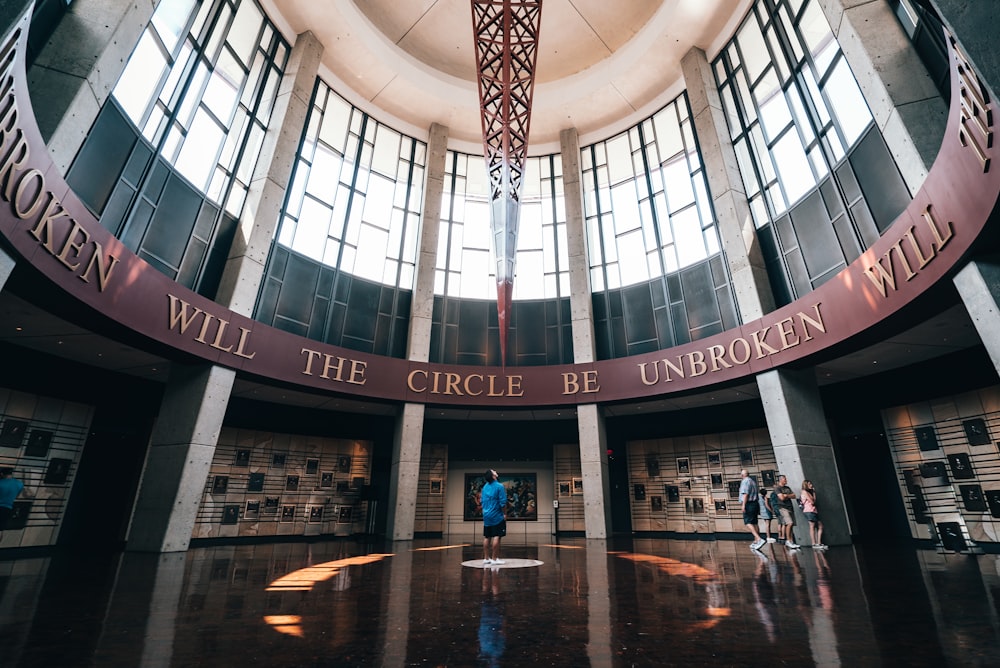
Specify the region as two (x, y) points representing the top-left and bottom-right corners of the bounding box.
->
(682, 47), (774, 321)
(214, 31), (323, 316)
(818, 0), (947, 195)
(757, 367), (850, 545)
(385, 123), (448, 540)
(561, 127), (611, 539)
(0, 246), (14, 291)
(127, 364), (236, 552)
(29, 0), (156, 173)
(954, 257), (1000, 375)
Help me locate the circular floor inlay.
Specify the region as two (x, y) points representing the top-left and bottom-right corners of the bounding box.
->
(461, 558), (544, 569)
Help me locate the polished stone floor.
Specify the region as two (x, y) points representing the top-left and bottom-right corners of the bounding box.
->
(1, 535), (999, 666)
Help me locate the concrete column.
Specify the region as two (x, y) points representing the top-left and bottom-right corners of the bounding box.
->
(214, 31), (323, 316)
(954, 257), (1000, 375)
(561, 127), (611, 539)
(930, 0), (1000, 97)
(757, 367), (850, 545)
(127, 363), (236, 552)
(585, 540), (613, 665)
(0, 246), (14, 290)
(682, 47), (774, 321)
(28, 0), (157, 173)
(385, 123), (448, 540)
(818, 0), (947, 195)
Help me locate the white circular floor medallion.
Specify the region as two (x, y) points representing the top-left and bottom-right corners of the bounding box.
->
(462, 558), (544, 569)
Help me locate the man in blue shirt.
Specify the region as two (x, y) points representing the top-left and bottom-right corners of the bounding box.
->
(739, 469), (766, 551)
(0, 468), (25, 532)
(481, 468), (508, 566)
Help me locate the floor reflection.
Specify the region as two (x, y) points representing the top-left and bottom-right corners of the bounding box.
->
(1, 537), (999, 666)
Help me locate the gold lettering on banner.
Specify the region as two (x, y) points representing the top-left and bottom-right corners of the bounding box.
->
(637, 304), (826, 386)
(861, 207), (952, 299)
(167, 295), (256, 359)
(406, 368), (523, 396)
(300, 348), (366, 385)
(953, 37), (993, 172)
(562, 370), (599, 395)
(0, 77), (120, 291)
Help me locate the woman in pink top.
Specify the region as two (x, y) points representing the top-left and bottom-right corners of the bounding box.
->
(800, 480), (827, 549)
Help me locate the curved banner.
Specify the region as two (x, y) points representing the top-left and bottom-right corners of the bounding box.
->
(0, 9), (998, 407)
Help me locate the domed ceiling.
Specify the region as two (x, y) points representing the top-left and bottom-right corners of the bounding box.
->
(260, 0), (751, 152)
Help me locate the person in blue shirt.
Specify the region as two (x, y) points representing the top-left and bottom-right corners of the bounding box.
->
(0, 468), (25, 532)
(481, 468), (508, 566)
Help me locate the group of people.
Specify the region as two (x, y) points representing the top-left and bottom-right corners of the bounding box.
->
(739, 469), (826, 552)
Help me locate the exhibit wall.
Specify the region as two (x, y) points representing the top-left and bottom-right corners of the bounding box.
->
(883, 386), (1000, 551)
(0, 388), (93, 548)
(194, 427), (373, 539)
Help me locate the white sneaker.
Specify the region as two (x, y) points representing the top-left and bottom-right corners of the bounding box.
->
(814, 543), (828, 550)
(786, 542), (800, 549)
(750, 539), (765, 551)
(492, 559), (505, 565)
(766, 537), (777, 543)
(483, 558), (493, 565)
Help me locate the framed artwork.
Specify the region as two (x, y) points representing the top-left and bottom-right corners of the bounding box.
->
(286, 475), (299, 491)
(650, 496), (663, 512)
(919, 461), (948, 483)
(707, 451), (721, 467)
(634, 483), (646, 501)
(263, 496), (280, 514)
(915, 426), (939, 451)
(244, 500), (260, 520)
(761, 469), (776, 487)
(903, 468), (920, 494)
(714, 500), (727, 513)
(685, 497), (705, 514)
(464, 472), (538, 521)
(936, 521), (967, 551)
(8, 500), (31, 530)
(711, 473), (724, 490)
(676, 457), (690, 474)
(645, 455), (660, 477)
(248, 472), (265, 492)
(336, 481), (350, 494)
(572, 478), (583, 494)
(221, 504), (240, 524)
(43, 457), (71, 485)
(306, 458), (319, 474)
(338, 456), (352, 473)
(308, 506), (324, 523)
(0, 418), (28, 448)
(948, 453), (975, 479)
(430, 478), (443, 495)
(911, 488), (929, 523)
(321, 471), (334, 488)
(24, 429), (53, 457)
(280, 505), (296, 523)
(739, 449), (754, 466)
(727, 480), (742, 500)
(963, 418), (990, 446)
(665, 485), (680, 503)
(234, 449), (251, 466)
(338, 506), (353, 523)
(986, 490), (1000, 519)
(212, 476), (229, 495)
(558, 481), (571, 497)
(272, 453), (286, 468)
(959, 484), (987, 512)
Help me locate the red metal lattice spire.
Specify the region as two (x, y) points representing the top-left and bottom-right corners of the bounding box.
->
(471, 0), (542, 367)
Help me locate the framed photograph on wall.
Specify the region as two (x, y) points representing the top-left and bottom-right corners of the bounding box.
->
(430, 479), (443, 495)
(761, 469), (776, 487)
(986, 490), (1000, 518)
(272, 453), (286, 468)
(963, 418), (990, 446)
(338, 455), (352, 473)
(727, 480), (742, 500)
(685, 497), (705, 514)
(707, 451), (721, 467)
(286, 475), (299, 491)
(24, 429), (52, 458)
(321, 471), (334, 488)
(263, 496), (280, 514)
(248, 472), (265, 492)
(634, 483), (646, 501)
(948, 453), (975, 479)
(8, 500), (31, 530)
(244, 500), (260, 520)
(338, 506), (353, 523)
(212, 476), (229, 495)
(936, 521), (967, 551)
(714, 499), (727, 514)
(572, 478), (583, 494)
(221, 504), (240, 525)
(711, 473), (724, 490)
(558, 481), (571, 497)
(650, 496), (663, 512)
(464, 473), (539, 521)
(43, 458), (72, 485)
(739, 449), (754, 466)
(306, 458), (319, 474)
(646, 455), (660, 477)
(915, 426), (939, 451)
(0, 418), (28, 448)
(280, 505), (296, 523)
(676, 457), (690, 474)
(308, 506), (324, 523)
(665, 485), (680, 503)
(959, 484), (987, 512)
(919, 461), (948, 484)
(336, 480), (350, 494)
(234, 449), (251, 466)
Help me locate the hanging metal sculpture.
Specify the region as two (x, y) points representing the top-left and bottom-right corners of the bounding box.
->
(471, 0), (542, 366)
